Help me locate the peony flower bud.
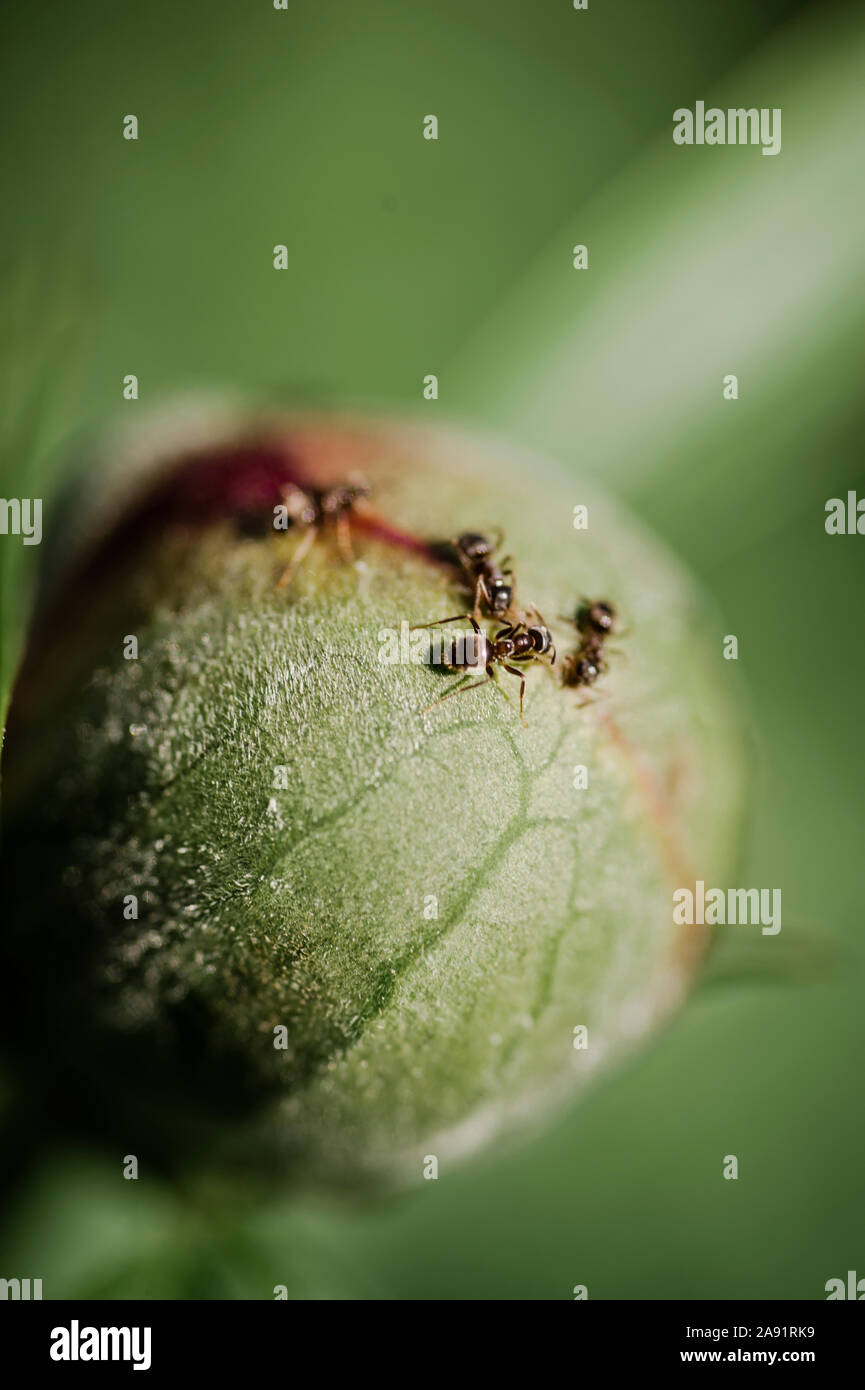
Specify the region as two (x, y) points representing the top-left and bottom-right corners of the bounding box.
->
(0, 413), (744, 1181)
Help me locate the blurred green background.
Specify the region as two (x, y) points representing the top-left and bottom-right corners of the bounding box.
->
(1, 0), (864, 1298)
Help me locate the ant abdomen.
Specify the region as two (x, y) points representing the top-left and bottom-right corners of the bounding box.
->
(431, 628), (489, 671)
(455, 531), (495, 563)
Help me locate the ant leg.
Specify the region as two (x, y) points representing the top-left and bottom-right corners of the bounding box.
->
(410, 613), (473, 630)
(336, 510), (354, 563)
(574, 689), (609, 710)
(473, 575), (490, 621)
(526, 604), (552, 630)
(423, 673), (493, 715)
(276, 525), (319, 590)
(502, 663), (528, 727)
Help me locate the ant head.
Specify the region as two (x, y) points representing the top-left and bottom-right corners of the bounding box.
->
(577, 599), (616, 638)
(489, 579), (513, 615)
(457, 531), (494, 561)
(574, 655), (602, 686)
(528, 624), (553, 656)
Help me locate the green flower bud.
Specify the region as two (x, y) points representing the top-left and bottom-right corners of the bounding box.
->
(0, 413), (744, 1181)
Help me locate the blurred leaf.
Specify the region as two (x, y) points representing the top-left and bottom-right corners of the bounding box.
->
(0, 265), (90, 737)
(701, 921), (843, 989)
(448, 3), (865, 566)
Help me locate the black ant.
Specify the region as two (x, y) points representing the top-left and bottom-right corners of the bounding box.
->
(413, 527), (546, 644)
(454, 530), (517, 620)
(274, 477), (370, 589)
(560, 598), (620, 700)
(421, 530), (517, 624)
(424, 615), (555, 727)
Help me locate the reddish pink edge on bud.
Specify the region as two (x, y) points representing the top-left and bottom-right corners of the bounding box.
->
(598, 708), (707, 988)
(4, 430), (445, 727)
(67, 434), (442, 590)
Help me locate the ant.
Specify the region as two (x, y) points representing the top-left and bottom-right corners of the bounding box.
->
(560, 598), (620, 701)
(274, 477), (370, 589)
(423, 615), (555, 727)
(453, 530), (516, 620)
(414, 528), (552, 643)
(420, 530), (517, 625)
